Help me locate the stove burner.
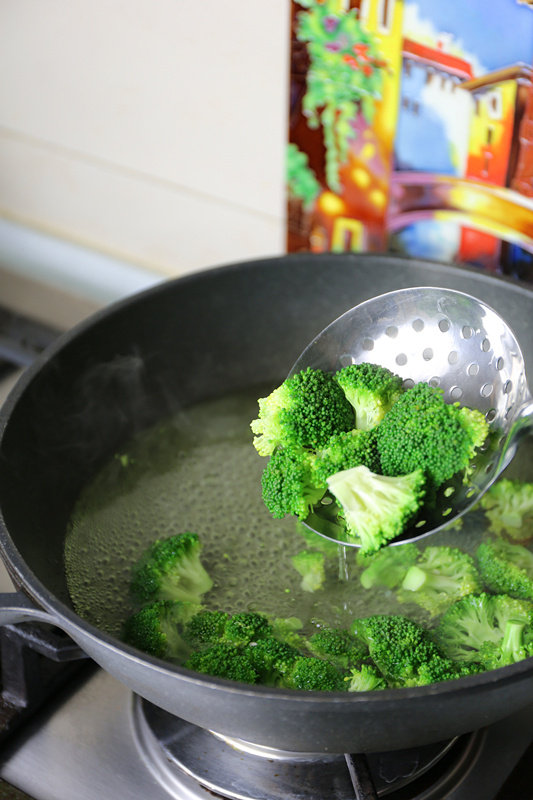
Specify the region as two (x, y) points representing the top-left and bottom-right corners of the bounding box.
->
(132, 697), (486, 800)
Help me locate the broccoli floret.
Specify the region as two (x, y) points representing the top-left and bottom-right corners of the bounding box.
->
(376, 383), (488, 489)
(247, 636), (301, 684)
(291, 550), (326, 592)
(222, 612), (273, 645)
(356, 543), (419, 590)
(345, 663), (388, 692)
(434, 592), (533, 665)
(307, 626), (367, 669)
(184, 642), (259, 684)
(313, 428), (381, 483)
(480, 479), (533, 541)
(414, 656), (482, 686)
(270, 616), (305, 648)
(335, 362), (404, 431)
(476, 539), (533, 602)
(327, 465), (426, 553)
(282, 656), (346, 691)
(183, 609), (230, 646)
(250, 368), (354, 456)
(398, 546), (483, 616)
(123, 600), (199, 660)
(130, 531), (213, 605)
(351, 614), (454, 687)
(261, 447), (325, 520)
(477, 618), (533, 670)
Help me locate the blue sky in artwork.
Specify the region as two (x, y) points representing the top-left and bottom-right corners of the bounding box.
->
(405, 0), (533, 74)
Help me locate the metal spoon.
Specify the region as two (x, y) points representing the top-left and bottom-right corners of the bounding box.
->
(289, 286), (533, 548)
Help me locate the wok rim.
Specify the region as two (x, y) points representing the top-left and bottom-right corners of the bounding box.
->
(0, 251), (532, 707)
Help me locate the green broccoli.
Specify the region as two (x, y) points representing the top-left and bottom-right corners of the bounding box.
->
(351, 613), (465, 688)
(183, 609), (230, 646)
(247, 636), (301, 685)
(376, 382), (489, 489)
(250, 367), (354, 456)
(307, 626), (367, 669)
(291, 550), (326, 592)
(130, 531), (213, 605)
(313, 428), (381, 483)
(327, 465), (426, 553)
(270, 616), (305, 648)
(398, 546), (483, 616)
(184, 642), (260, 684)
(345, 663), (388, 692)
(434, 592), (533, 665)
(476, 539), (533, 602)
(261, 447), (325, 520)
(335, 362), (404, 431)
(222, 612), (273, 645)
(356, 543), (419, 590)
(282, 656), (346, 691)
(477, 618), (533, 670)
(123, 600), (199, 660)
(480, 479), (533, 541)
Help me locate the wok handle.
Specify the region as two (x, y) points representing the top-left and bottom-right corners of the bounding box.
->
(0, 591), (88, 662)
(0, 591), (59, 626)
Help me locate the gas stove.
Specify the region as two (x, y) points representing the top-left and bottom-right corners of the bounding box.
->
(0, 244), (533, 800)
(0, 661), (531, 800)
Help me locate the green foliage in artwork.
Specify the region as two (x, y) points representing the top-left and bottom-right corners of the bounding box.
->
(294, 0), (387, 192)
(286, 143), (321, 210)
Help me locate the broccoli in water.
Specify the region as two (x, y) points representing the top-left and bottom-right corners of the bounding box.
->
(250, 367), (354, 456)
(345, 663), (388, 692)
(476, 539), (533, 602)
(398, 546), (483, 616)
(223, 612), (273, 645)
(376, 382), (488, 489)
(291, 550), (326, 592)
(247, 637), (301, 685)
(261, 447), (325, 520)
(356, 544), (419, 590)
(185, 642), (260, 684)
(313, 428), (381, 484)
(479, 479), (533, 541)
(123, 600), (200, 660)
(352, 614), (477, 688)
(327, 465), (426, 553)
(434, 592), (533, 669)
(335, 362), (404, 431)
(281, 656), (346, 691)
(270, 616), (305, 648)
(182, 612), (275, 684)
(184, 610), (272, 648)
(130, 531), (213, 605)
(183, 609), (231, 647)
(307, 626), (367, 669)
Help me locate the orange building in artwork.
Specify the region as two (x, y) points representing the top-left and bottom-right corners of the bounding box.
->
(459, 65), (533, 269)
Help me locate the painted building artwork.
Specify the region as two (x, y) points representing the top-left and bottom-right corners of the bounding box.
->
(287, 0), (533, 281)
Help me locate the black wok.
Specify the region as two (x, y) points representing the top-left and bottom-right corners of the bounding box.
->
(0, 253), (532, 755)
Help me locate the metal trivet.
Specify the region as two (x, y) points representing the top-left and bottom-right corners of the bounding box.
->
(132, 696), (486, 800)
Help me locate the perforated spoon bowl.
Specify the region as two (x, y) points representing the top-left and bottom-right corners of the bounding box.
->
(290, 286), (533, 547)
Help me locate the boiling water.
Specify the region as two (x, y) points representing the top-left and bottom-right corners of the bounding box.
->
(64, 388), (531, 642)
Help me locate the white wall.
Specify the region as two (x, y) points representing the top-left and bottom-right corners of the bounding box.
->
(0, 1), (290, 279)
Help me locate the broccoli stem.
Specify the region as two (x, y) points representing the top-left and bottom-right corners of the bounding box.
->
(402, 565), (459, 594)
(501, 619), (526, 661)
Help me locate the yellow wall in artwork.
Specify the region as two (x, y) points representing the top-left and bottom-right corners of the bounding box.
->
(359, 0), (404, 154)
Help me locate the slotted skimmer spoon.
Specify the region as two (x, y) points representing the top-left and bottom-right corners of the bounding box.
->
(290, 286), (533, 548)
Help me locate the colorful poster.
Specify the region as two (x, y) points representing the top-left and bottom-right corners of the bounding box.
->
(287, 0), (533, 282)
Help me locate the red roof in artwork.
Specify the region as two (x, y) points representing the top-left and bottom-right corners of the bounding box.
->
(403, 38), (474, 80)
